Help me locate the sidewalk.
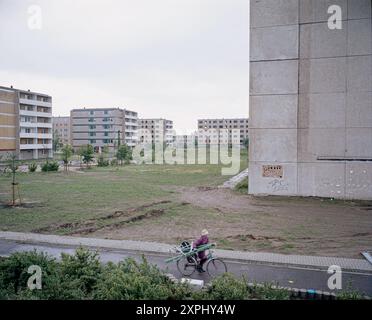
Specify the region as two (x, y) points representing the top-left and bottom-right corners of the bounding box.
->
(1, 231), (371, 273)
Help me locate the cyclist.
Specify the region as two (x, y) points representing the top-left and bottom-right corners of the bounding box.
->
(193, 229), (209, 273)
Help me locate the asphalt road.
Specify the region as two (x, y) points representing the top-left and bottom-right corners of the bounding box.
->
(0, 239), (371, 295)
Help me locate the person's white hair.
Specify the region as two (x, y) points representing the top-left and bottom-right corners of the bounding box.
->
(201, 229), (209, 236)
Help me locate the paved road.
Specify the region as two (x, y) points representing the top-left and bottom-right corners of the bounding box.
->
(0, 239), (371, 295)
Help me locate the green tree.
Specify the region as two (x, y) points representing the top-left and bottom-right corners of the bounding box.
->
(4, 153), (21, 206)
(79, 145), (94, 168)
(61, 144), (73, 172)
(116, 144), (132, 166)
(52, 130), (63, 152)
(242, 138), (249, 149)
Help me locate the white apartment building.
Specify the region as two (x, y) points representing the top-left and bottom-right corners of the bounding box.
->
(70, 107), (138, 153)
(197, 118), (249, 145)
(53, 116), (71, 146)
(138, 119), (174, 145)
(0, 85), (53, 160)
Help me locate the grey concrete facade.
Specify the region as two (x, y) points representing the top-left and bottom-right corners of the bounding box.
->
(249, 0), (372, 200)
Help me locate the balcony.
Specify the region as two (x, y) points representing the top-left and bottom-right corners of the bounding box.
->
(20, 109), (52, 117)
(37, 122), (53, 129)
(19, 98), (52, 108)
(20, 143), (53, 150)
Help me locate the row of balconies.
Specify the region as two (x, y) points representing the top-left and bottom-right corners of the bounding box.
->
(20, 143), (53, 150)
(19, 98), (52, 108)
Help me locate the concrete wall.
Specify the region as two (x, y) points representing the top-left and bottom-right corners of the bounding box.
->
(249, 0), (372, 200)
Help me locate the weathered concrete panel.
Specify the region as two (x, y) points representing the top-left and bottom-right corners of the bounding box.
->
(348, 18), (372, 56)
(298, 162), (346, 198)
(346, 128), (372, 158)
(250, 95), (298, 129)
(347, 55), (372, 92)
(249, 0), (372, 200)
(299, 93), (346, 128)
(251, 60), (298, 95)
(300, 164), (345, 197)
(300, 57), (347, 93)
(299, 0), (347, 23)
(251, 0), (299, 28)
(251, 25), (299, 61)
(346, 92), (372, 127)
(300, 22), (347, 58)
(250, 129), (297, 162)
(249, 161), (298, 195)
(345, 162), (372, 199)
(347, 0), (372, 19)
(298, 128), (346, 162)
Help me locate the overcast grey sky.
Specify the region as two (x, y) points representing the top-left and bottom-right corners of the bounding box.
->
(0, 0), (249, 133)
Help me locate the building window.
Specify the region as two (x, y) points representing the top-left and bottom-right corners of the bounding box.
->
(90, 139), (96, 144)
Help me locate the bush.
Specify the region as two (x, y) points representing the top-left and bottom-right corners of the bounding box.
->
(110, 159), (118, 166)
(234, 179), (248, 194)
(0, 250), (58, 299)
(41, 161), (59, 172)
(94, 257), (191, 300)
(97, 155), (109, 167)
(195, 273), (248, 300)
(194, 274), (291, 300)
(28, 162), (37, 173)
(59, 247), (102, 295)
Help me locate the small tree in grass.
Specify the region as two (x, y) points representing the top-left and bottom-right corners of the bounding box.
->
(79, 145), (94, 168)
(61, 144), (73, 172)
(4, 153), (21, 206)
(116, 144), (132, 166)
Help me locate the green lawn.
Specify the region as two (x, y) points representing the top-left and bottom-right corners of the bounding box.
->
(0, 151), (248, 233)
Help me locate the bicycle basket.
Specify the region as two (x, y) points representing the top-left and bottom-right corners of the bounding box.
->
(179, 241), (192, 253)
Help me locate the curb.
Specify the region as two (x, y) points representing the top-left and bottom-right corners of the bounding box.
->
(0, 231), (371, 274)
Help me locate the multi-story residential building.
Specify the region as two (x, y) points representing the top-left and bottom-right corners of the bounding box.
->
(197, 118), (249, 145)
(0, 85), (53, 160)
(70, 107), (138, 153)
(53, 116), (71, 146)
(138, 118), (175, 145)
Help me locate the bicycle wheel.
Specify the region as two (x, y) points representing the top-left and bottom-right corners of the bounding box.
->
(177, 256), (197, 276)
(206, 258), (227, 277)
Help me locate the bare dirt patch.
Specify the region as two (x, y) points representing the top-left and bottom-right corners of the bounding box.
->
(89, 186), (372, 258)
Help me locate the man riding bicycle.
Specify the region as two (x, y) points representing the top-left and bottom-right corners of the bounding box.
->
(192, 229), (209, 273)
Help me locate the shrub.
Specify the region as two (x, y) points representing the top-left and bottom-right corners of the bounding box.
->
(247, 283), (291, 300)
(195, 273), (248, 300)
(234, 179), (248, 194)
(0, 250), (57, 298)
(97, 155), (109, 167)
(59, 247), (103, 296)
(41, 161), (59, 172)
(110, 158), (118, 166)
(28, 162), (37, 173)
(94, 257), (191, 300)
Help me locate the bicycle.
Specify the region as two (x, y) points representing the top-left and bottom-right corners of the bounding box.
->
(166, 242), (227, 277)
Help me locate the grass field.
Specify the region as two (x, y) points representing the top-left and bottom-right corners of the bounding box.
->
(0, 150), (371, 258)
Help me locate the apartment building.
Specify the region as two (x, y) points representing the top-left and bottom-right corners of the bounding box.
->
(197, 118), (249, 145)
(53, 116), (71, 146)
(0, 85), (53, 160)
(138, 118), (174, 145)
(70, 107), (138, 153)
